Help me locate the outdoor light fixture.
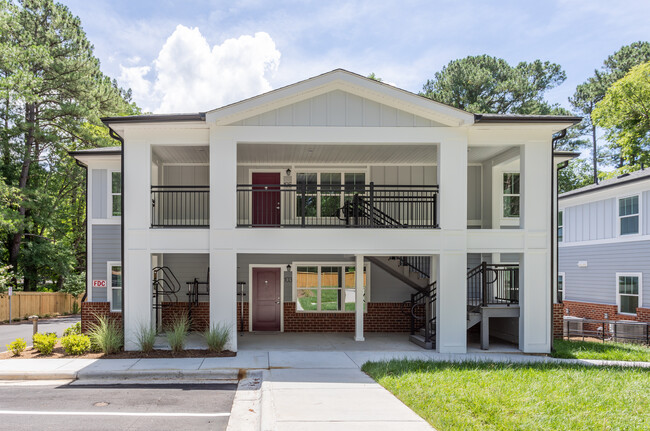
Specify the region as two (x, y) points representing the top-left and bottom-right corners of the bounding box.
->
(286, 168), (292, 176)
(286, 264), (291, 271)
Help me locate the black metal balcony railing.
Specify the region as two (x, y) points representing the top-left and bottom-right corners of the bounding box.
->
(236, 182), (438, 228)
(467, 262), (519, 312)
(151, 185), (209, 227)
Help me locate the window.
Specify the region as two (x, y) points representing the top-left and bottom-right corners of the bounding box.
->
(617, 273), (640, 315)
(502, 173), (520, 218)
(558, 210), (564, 242)
(618, 195), (639, 235)
(295, 264), (367, 312)
(296, 172), (366, 218)
(108, 262), (122, 312)
(557, 272), (565, 302)
(110, 171), (121, 217)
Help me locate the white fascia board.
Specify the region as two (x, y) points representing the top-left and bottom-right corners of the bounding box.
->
(559, 180), (650, 209)
(206, 70), (474, 127)
(471, 122), (578, 135)
(73, 154), (122, 167)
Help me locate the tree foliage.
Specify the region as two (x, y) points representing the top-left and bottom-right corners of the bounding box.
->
(592, 62), (650, 166)
(0, 0), (138, 290)
(421, 55), (566, 114)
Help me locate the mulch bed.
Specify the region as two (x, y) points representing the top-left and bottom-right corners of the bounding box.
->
(1, 341), (235, 360)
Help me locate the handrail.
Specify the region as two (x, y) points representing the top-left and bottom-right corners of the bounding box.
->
(467, 262), (519, 312)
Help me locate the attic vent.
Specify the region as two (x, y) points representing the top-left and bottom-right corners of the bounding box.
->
(617, 173), (630, 179)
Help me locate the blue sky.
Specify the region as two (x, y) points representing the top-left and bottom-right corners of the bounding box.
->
(59, 0), (650, 114)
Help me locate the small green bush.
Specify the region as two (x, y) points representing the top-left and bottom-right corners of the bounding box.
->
(60, 334), (91, 356)
(32, 333), (58, 355)
(6, 338), (27, 356)
(166, 313), (189, 353)
(88, 315), (123, 354)
(71, 301), (80, 314)
(63, 321), (82, 337)
(204, 323), (231, 353)
(137, 323), (157, 353)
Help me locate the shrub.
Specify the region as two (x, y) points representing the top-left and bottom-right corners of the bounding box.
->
(32, 333), (58, 355)
(166, 313), (189, 353)
(60, 334), (91, 356)
(6, 338), (27, 356)
(63, 322), (82, 337)
(88, 315), (123, 354)
(204, 323), (231, 353)
(71, 301), (80, 314)
(136, 323), (157, 353)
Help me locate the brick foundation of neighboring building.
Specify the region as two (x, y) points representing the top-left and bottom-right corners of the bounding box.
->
(81, 302), (122, 333)
(552, 303), (564, 339)
(562, 300), (650, 324)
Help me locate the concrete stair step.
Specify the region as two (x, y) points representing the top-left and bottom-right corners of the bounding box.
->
(409, 334), (434, 349)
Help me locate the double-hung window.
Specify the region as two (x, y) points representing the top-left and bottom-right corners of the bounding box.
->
(618, 195), (639, 235)
(295, 264), (367, 312)
(557, 272), (565, 302)
(558, 210), (564, 242)
(110, 171), (122, 217)
(296, 172), (366, 218)
(108, 262), (122, 312)
(503, 173), (520, 218)
(617, 273), (641, 315)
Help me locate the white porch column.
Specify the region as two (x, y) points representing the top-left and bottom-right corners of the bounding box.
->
(436, 137), (468, 353)
(519, 140), (552, 353)
(355, 254), (365, 342)
(122, 133), (153, 351)
(209, 127), (238, 351)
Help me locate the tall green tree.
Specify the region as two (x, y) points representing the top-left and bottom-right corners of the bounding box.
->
(569, 41), (650, 181)
(421, 55), (566, 114)
(592, 62), (650, 166)
(0, 0), (138, 290)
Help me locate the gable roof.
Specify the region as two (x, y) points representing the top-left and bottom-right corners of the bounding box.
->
(560, 168), (650, 199)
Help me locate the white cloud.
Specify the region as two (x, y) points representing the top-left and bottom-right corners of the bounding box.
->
(118, 25), (281, 113)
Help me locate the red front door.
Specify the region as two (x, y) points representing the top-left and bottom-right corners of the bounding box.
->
(252, 268), (281, 331)
(252, 172), (281, 226)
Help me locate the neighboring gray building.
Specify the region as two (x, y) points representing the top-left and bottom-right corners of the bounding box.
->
(558, 168), (650, 323)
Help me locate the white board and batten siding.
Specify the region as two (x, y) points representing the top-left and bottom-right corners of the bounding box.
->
(230, 90), (446, 128)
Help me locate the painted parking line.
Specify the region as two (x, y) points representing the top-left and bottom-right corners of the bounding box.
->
(0, 410), (230, 418)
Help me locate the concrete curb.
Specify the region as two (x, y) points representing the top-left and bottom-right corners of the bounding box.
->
(226, 370), (263, 431)
(0, 371), (78, 380)
(0, 368), (240, 381)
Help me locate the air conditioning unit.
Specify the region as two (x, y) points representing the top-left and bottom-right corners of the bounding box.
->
(563, 316), (583, 337)
(610, 320), (648, 344)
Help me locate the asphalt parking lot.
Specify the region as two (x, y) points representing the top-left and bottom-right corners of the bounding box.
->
(0, 381), (237, 430)
(0, 316), (80, 349)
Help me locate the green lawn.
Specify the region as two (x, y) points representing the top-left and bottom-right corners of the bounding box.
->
(552, 339), (650, 362)
(362, 360), (650, 431)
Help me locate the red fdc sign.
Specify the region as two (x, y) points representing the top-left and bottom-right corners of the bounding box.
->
(92, 280), (107, 288)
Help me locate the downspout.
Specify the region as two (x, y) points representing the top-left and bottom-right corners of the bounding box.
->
(74, 159), (89, 304)
(107, 127), (125, 342)
(550, 128), (567, 352)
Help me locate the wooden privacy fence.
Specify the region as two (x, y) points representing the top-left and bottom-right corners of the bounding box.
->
(0, 292), (81, 321)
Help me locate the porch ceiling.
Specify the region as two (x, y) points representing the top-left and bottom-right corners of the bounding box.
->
(152, 145), (209, 164)
(468, 146), (517, 164)
(237, 143), (438, 165)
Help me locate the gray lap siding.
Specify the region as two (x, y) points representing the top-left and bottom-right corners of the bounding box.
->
(559, 240), (650, 308)
(91, 224), (121, 302)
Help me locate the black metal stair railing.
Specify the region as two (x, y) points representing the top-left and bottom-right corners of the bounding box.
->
(407, 282), (436, 344)
(467, 262), (519, 314)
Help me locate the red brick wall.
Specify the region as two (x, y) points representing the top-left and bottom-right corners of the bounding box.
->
(552, 303), (564, 339)
(282, 302), (412, 332)
(161, 302), (209, 331)
(563, 300), (650, 323)
(237, 302), (249, 332)
(81, 302), (122, 333)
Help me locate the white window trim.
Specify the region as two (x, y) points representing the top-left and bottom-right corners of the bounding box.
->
(557, 272), (565, 302)
(558, 210), (564, 243)
(617, 193), (641, 237)
(107, 261), (122, 312)
(292, 261), (370, 313)
(615, 272), (642, 315)
(494, 169), (520, 227)
(108, 170), (121, 219)
(294, 170), (368, 219)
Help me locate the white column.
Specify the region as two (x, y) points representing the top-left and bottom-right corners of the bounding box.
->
(519, 141), (552, 353)
(355, 254), (365, 341)
(210, 251), (238, 351)
(436, 137), (468, 353)
(209, 127), (238, 351)
(122, 133), (152, 351)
